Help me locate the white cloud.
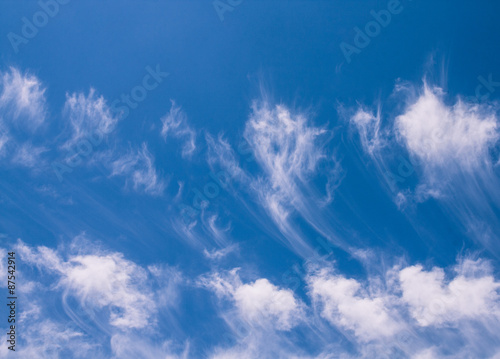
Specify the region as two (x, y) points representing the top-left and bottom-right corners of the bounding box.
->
(161, 100), (196, 158)
(0, 248), (6, 288)
(63, 88), (118, 148)
(203, 244), (238, 260)
(348, 80), (500, 250)
(206, 133), (249, 183)
(202, 269), (311, 359)
(308, 268), (402, 341)
(395, 84), (498, 169)
(411, 348), (439, 359)
(148, 264), (184, 309)
(399, 259), (500, 326)
(350, 107), (385, 155)
(16, 240), (64, 271)
(202, 214), (232, 248)
(11, 142), (48, 168)
(0, 319), (98, 359)
(233, 278), (302, 331)
(17, 240), (157, 330)
(61, 254), (156, 329)
(0, 123), (9, 156)
(200, 269), (303, 331)
(2, 239), (188, 358)
(205, 99), (344, 257)
(110, 143), (166, 195)
(0, 67), (46, 128)
(306, 259), (500, 358)
(11, 238), (500, 358)
(110, 334), (190, 359)
(245, 101), (327, 200)
(243, 101), (341, 232)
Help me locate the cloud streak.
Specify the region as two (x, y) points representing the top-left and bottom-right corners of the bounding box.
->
(109, 143), (166, 196)
(161, 100), (197, 158)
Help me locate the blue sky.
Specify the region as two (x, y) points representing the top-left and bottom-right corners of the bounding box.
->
(1, 0), (500, 358)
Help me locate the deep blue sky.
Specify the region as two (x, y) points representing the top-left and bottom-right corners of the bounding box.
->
(1, 1), (500, 358)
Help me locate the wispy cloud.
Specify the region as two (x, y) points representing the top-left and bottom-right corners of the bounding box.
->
(109, 143), (166, 196)
(63, 88), (119, 148)
(0, 67), (46, 129)
(0, 123), (9, 157)
(203, 243), (238, 261)
(0, 319), (98, 359)
(349, 105), (385, 155)
(161, 100), (196, 158)
(349, 77), (500, 251)
(11, 142), (48, 168)
(205, 98), (346, 258)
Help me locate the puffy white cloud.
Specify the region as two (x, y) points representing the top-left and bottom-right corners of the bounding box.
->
(17, 240), (157, 330)
(348, 80), (500, 250)
(110, 143), (166, 195)
(399, 259), (500, 326)
(61, 254), (156, 329)
(199, 268), (314, 358)
(308, 269), (402, 341)
(161, 100), (196, 158)
(395, 84), (498, 169)
(306, 259), (500, 358)
(199, 269), (303, 331)
(10, 238), (500, 358)
(2, 238), (190, 358)
(0, 67), (46, 128)
(233, 278), (302, 331)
